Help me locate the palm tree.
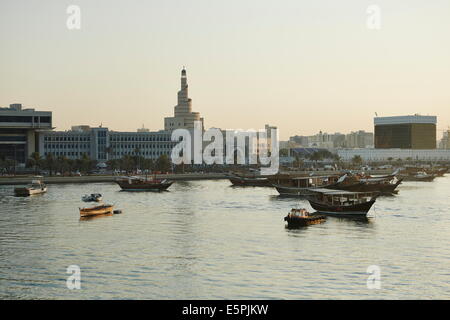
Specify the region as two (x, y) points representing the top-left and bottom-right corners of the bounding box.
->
(133, 147), (141, 171)
(29, 152), (42, 175)
(120, 155), (134, 173)
(155, 154), (171, 172)
(309, 152), (323, 167)
(351, 155), (363, 168)
(293, 155), (303, 169)
(57, 155), (70, 174)
(80, 153), (91, 173)
(44, 153), (55, 176)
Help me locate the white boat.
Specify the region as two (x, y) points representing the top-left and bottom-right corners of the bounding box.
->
(14, 178), (47, 196)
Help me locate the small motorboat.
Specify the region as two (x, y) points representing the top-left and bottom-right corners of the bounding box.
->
(284, 208), (326, 227)
(14, 178), (47, 197)
(79, 204), (114, 218)
(82, 193), (102, 202)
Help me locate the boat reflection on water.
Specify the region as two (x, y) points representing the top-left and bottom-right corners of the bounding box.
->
(79, 212), (114, 222)
(331, 215), (373, 224)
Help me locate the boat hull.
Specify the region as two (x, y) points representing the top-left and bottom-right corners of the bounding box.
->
(335, 179), (402, 194)
(400, 175), (435, 182)
(308, 199), (376, 216)
(229, 177), (271, 187)
(14, 187), (47, 197)
(116, 180), (173, 191)
(274, 184), (336, 197)
(79, 205), (114, 217)
(284, 215), (326, 227)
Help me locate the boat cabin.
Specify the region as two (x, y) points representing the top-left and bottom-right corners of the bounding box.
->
(288, 208), (309, 218)
(308, 188), (378, 206)
(274, 175), (340, 188)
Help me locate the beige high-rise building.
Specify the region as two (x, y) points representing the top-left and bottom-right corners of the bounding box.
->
(439, 130), (450, 149)
(164, 68), (204, 131)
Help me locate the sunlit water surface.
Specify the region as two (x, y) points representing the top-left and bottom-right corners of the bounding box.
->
(1, 177), (450, 299)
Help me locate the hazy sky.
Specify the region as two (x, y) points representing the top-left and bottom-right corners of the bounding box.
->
(1, 0), (449, 140)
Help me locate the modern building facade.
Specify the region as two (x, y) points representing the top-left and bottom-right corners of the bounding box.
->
(0, 103), (52, 164)
(42, 126), (175, 161)
(164, 68), (204, 131)
(374, 115), (437, 149)
(288, 130), (373, 149)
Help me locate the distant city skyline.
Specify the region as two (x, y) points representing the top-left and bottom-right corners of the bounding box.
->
(1, 0), (450, 140)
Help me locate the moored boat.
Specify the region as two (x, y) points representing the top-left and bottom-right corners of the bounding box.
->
(399, 171), (436, 182)
(307, 188), (378, 216)
(228, 175), (271, 187)
(434, 167), (448, 177)
(273, 175), (344, 197)
(14, 178), (47, 196)
(116, 176), (173, 191)
(284, 208), (326, 227)
(79, 204), (114, 217)
(82, 193), (102, 202)
(332, 176), (403, 194)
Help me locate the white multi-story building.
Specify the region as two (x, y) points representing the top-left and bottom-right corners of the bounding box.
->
(439, 130), (450, 149)
(42, 126), (175, 161)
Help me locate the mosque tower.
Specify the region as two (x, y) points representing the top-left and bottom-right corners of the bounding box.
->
(164, 67), (204, 131)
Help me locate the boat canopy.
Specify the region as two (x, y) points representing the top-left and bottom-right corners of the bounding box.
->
(291, 175), (335, 180)
(307, 188), (376, 196)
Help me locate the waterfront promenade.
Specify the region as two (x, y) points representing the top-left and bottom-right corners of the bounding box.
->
(0, 169), (393, 185)
(0, 173), (227, 185)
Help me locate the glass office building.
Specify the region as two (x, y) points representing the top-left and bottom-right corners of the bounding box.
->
(374, 115), (437, 149)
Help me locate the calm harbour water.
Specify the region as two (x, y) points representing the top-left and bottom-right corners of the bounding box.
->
(1, 177), (450, 299)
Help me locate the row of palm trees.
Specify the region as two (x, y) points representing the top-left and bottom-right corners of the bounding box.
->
(106, 154), (172, 173)
(25, 152), (98, 175)
(1, 151), (173, 175)
(284, 149), (422, 169)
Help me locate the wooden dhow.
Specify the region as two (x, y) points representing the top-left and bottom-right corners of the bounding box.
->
(115, 176), (173, 191)
(306, 188), (379, 217)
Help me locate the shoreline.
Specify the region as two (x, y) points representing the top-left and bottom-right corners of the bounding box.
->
(0, 169), (393, 185)
(0, 173), (229, 185)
